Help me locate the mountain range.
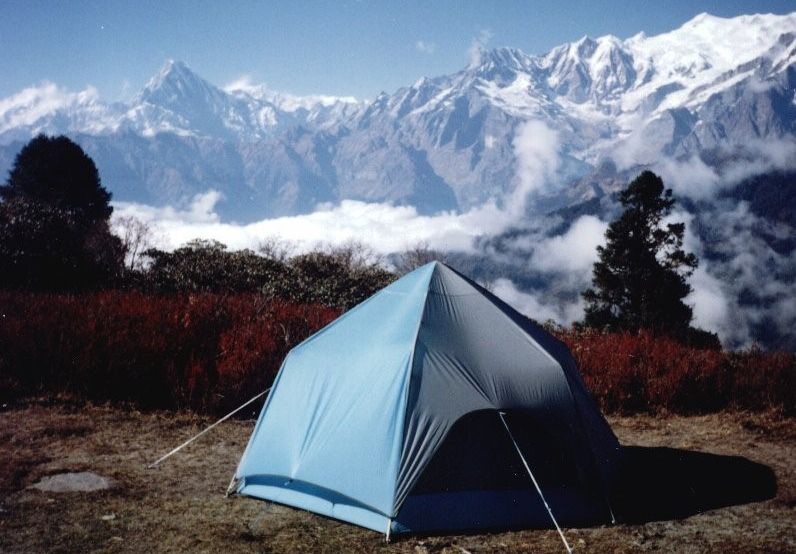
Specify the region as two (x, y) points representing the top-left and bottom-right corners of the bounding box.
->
(1, 12), (795, 220)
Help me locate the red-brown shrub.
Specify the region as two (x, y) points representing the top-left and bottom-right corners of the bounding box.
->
(1, 291), (792, 415)
(557, 328), (795, 415)
(0, 292), (338, 414)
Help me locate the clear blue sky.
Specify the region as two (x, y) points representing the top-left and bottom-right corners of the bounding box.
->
(2, 0), (794, 101)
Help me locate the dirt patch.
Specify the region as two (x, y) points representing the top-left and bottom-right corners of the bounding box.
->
(1, 400), (794, 553)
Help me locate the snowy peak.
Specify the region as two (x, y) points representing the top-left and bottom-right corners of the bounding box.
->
(541, 34), (636, 103)
(137, 60), (222, 104)
(627, 11), (796, 80)
(128, 60), (240, 137)
(473, 47), (534, 73)
(225, 77), (359, 114)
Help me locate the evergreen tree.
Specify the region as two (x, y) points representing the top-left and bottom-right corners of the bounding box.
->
(582, 171), (717, 347)
(0, 134), (123, 290)
(1, 135), (112, 223)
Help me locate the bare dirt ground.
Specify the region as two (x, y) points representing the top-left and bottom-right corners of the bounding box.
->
(1, 399), (794, 553)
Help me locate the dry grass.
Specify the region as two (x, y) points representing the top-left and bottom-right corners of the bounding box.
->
(1, 399), (794, 553)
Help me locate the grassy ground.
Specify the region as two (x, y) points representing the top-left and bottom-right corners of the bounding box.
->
(1, 399), (794, 553)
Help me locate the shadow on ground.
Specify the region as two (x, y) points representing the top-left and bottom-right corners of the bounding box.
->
(613, 445), (778, 524)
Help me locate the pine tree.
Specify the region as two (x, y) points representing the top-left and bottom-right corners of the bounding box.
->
(582, 171), (715, 345)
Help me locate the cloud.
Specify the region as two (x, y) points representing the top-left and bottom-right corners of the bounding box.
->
(492, 278), (585, 325)
(112, 193), (509, 254)
(120, 79), (132, 99)
(415, 40), (436, 54)
(223, 74), (262, 95)
(530, 216), (607, 274)
(674, 201), (796, 348)
(688, 265), (733, 340)
(0, 82), (100, 135)
(467, 29), (493, 67)
(655, 156), (720, 200)
(510, 119), (561, 214)
(616, 131), (796, 201)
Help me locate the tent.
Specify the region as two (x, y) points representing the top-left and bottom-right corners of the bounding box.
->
(231, 261), (621, 537)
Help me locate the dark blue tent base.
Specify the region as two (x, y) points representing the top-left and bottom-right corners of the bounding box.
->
(393, 488), (609, 535)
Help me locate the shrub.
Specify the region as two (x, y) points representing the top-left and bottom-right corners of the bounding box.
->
(1, 291), (792, 416)
(143, 240), (289, 294)
(0, 291), (338, 414)
(140, 239), (395, 310)
(557, 328), (795, 415)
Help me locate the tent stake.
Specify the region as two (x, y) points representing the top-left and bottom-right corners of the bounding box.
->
(147, 388), (270, 469)
(498, 411), (573, 554)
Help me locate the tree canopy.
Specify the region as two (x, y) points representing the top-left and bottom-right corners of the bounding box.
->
(581, 171), (719, 348)
(1, 134), (112, 223)
(0, 134), (123, 290)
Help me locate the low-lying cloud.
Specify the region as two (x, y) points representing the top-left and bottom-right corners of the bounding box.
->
(619, 135), (796, 201)
(491, 278), (586, 325)
(113, 193), (508, 255)
(530, 215), (607, 274)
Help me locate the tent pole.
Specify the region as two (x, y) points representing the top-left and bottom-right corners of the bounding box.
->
(147, 388), (270, 469)
(385, 518), (392, 543)
(498, 411), (573, 554)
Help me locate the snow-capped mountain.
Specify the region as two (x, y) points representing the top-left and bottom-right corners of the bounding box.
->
(1, 12), (795, 219)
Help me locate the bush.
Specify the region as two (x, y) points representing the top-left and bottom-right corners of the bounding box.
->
(0, 292), (338, 414)
(1, 291), (792, 416)
(263, 250), (395, 309)
(140, 240), (395, 310)
(557, 328), (795, 415)
(143, 240), (289, 294)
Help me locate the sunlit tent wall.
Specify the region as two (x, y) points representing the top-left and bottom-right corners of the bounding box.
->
(233, 262), (621, 535)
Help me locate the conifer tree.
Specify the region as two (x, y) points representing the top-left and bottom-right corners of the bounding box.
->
(582, 171), (713, 344)
(0, 134), (123, 290)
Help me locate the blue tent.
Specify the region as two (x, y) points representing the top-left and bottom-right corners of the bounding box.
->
(232, 262), (620, 536)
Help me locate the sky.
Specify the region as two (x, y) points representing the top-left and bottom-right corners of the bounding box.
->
(2, 0), (794, 101)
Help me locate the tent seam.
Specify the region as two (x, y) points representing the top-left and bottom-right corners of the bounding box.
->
(390, 263), (436, 519)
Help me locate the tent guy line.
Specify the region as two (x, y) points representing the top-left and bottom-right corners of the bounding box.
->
(499, 411), (573, 554)
(146, 388), (270, 469)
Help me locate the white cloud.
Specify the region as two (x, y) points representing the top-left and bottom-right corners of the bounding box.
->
(0, 82), (100, 134)
(618, 135), (796, 201)
(510, 119), (560, 214)
(655, 155), (720, 200)
(687, 265), (734, 339)
(120, 79), (132, 99)
(467, 29), (493, 67)
(223, 74), (262, 95)
(530, 215), (607, 274)
(415, 40), (436, 54)
(492, 278), (585, 325)
(112, 193), (509, 254)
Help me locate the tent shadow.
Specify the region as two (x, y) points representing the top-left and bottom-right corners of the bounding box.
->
(613, 445), (777, 524)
